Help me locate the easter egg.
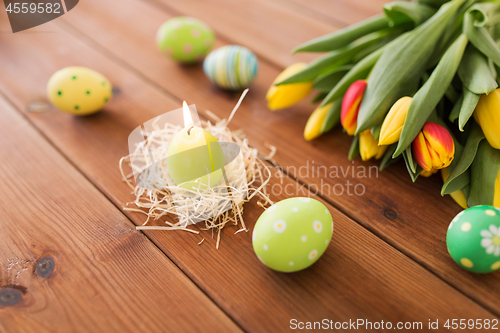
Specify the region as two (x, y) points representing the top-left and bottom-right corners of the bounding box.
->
(252, 197), (333, 272)
(156, 17), (215, 63)
(203, 45), (259, 90)
(47, 66), (112, 116)
(447, 205), (500, 273)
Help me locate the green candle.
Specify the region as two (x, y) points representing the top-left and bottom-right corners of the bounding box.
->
(166, 102), (224, 191)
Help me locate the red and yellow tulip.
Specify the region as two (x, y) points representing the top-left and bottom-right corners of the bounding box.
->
(379, 96), (412, 145)
(412, 122), (455, 172)
(420, 168), (438, 177)
(359, 129), (387, 161)
(341, 80), (367, 135)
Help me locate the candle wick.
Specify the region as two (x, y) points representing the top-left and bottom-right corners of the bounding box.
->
(187, 126), (194, 135)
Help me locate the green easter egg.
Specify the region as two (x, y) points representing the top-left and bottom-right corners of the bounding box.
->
(156, 17), (215, 63)
(447, 205), (500, 273)
(252, 197), (334, 273)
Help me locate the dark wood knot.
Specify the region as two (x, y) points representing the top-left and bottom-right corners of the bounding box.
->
(36, 257), (55, 278)
(383, 208), (398, 220)
(0, 288), (22, 307)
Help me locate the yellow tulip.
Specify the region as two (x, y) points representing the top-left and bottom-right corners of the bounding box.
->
(359, 130), (387, 161)
(412, 122), (455, 171)
(266, 63), (313, 110)
(304, 103), (333, 141)
(379, 96), (412, 145)
(441, 168), (468, 209)
(474, 88), (500, 149)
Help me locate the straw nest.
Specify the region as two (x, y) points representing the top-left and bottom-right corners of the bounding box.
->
(119, 91), (275, 248)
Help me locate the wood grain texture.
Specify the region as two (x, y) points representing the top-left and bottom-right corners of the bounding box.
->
(282, 0), (388, 26)
(48, 0), (500, 315)
(0, 8), (498, 333)
(0, 98), (240, 332)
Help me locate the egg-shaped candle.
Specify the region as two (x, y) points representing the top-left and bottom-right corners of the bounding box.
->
(166, 102), (224, 191)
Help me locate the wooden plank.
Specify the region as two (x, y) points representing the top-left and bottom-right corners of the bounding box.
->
(50, 0), (500, 315)
(0, 10), (498, 332)
(282, 0), (389, 26)
(0, 96), (240, 332)
(140, 0), (337, 67)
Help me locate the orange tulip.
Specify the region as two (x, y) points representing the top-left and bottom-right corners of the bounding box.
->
(412, 122), (455, 172)
(341, 80), (366, 135)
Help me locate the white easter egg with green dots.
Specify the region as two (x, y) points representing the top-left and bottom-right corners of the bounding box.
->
(252, 197), (333, 272)
(447, 205), (500, 274)
(156, 17), (215, 63)
(47, 66), (112, 116)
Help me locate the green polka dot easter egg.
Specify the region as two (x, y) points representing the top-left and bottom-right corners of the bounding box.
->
(252, 197), (334, 273)
(156, 17), (215, 63)
(47, 66), (112, 116)
(447, 205), (500, 274)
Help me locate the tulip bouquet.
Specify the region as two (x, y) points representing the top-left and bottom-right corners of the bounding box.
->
(267, 0), (500, 208)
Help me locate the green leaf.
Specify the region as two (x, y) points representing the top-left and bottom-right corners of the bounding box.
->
(445, 83), (460, 103)
(356, 0), (466, 135)
(379, 144), (400, 171)
(384, 1), (436, 26)
(348, 135), (360, 160)
(370, 124), (382, 140)
(458, 87), (480, 131)
(403, 148), (424, 182)
(449, 93), (463, 122)
(321, 98), (342, 133)
(403, 146), (417, 173)
(293, 14), (390, 53)
(468, 139), (500, 206)
(280, 31), (393, 84)
(320, 46), (385, 107)
(464, 2), (500, 67)
(458, 45), (498, 94)
(313, 65), (352, 92)
(311, 92), (328, 104)
(394, 34), (468, 157)
(417, 0), (450, 8)
(442, 122), (484, 195)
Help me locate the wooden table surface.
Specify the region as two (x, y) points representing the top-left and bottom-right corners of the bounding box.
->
(1, 0), (499, 332)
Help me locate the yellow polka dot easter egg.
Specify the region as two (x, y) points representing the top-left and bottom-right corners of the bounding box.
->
(47, 66), (113, 116)
(252, 197), (334, 273)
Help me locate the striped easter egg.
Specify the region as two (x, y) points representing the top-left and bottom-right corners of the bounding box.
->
(203, 45), (259, 90)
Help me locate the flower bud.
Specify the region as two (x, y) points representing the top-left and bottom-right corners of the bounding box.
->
(341, 80), (367, 135)
(474, 88), (500, 149)
(266, 63), (313, 111)
(304, 103), (333, 141)
(359, 129), (387, 161)
(379, 96), (412, 145)
(412, 122), (455, 172)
